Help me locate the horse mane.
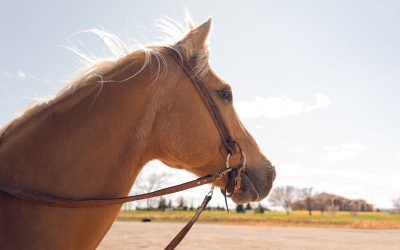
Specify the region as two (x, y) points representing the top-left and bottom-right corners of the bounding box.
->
(0, 17), (210, 138)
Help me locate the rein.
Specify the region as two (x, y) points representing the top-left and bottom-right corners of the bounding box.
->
(0, 174), (218, 208)
(0, 46), (245, 250)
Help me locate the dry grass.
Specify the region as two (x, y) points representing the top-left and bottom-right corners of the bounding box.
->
(117, 210), (400, 229)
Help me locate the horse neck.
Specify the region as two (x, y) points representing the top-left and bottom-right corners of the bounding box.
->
(0, 60), (161, 198)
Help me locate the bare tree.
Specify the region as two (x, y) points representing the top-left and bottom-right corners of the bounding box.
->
(268, 186), (299, 214)
(133, 171), (169, 210)
(300, 187), (314, 216)
(122, 202), (134, 211)
(176, 196), (187, 210)
(392, 197), (400, 214)
(349, 201), (359, 216)
(319, 199), (327, 215)
(328, 198), (339, 215)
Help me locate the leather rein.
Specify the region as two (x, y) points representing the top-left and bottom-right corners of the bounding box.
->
(0, 46), (246, 250)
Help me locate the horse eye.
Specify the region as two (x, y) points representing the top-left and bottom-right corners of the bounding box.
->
(217, 90), (232, 102)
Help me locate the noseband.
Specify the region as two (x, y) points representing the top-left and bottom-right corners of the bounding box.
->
(0, 46), (246, 250)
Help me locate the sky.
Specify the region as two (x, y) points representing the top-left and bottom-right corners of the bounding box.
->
(1, 0), (400, 209)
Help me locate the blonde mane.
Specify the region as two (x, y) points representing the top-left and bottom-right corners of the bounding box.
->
(0, 17), (210, 138)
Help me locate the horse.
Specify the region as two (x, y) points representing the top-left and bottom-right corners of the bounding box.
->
(0, 17), (276, 249)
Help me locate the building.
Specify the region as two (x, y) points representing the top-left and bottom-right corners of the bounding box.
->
(292, 192), (374, 212)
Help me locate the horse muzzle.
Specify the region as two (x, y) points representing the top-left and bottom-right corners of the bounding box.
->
(230, 163), (276, 204)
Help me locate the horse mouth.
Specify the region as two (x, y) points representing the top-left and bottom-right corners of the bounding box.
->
(230, 165), (276, 204)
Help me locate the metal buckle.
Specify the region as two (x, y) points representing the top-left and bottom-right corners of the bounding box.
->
(207, 186), (215, 197)
(218, 149), (247, 195)
(227, 150), (247, 191)
(234, 170), (242, 190)
(225, 150), (247, 171)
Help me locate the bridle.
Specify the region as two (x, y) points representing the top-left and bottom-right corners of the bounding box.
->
(0, 46), (246, 250)
(164, 46), (247, 206)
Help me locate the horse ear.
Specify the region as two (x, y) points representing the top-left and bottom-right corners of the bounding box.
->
(177, 17), (213, 60)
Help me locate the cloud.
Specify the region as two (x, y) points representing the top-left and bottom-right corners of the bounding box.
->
(17, 70), (26, 79)
(234, 93), (331, 119)
(277, 163), (331, 177)
(277, 163), (379, 184)
(289, 146), (306, 152)
(323, 145), (340, 151)
(341, 142), (369, 151)
(1, 70), (27, 79)
(320, 142), (369, 162)
(2, 70), (12, 78)
(320, 150), (357, 162)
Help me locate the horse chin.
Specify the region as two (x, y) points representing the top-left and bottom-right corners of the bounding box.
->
(230, 172), (259, 204)
(230, 165), (276, 204)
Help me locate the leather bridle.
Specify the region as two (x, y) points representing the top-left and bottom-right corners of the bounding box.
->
(0, 46), (246, 250)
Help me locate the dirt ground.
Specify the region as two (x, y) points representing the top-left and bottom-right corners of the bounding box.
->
(98, 221), (400, 250)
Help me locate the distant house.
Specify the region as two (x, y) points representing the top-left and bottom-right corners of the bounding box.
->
(292, 192), (374, 212)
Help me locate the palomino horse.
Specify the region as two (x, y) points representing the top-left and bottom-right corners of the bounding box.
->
(0, 18), (276, 249)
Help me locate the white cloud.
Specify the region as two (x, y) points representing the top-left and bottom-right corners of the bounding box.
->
(2, 70), (12, 78)
(274, 161), (400, 208)
(288, 146), (306, 152)
(277, 163), (331, 177)
(341, 142), (369, 151)
(320, 150), (357, 162)
(234, 93), (331, 119)
(323, 145), (340, 151)
(1, 70), (27, 79)
(320, 142), (369, 162)
(17, 70), (26, 79)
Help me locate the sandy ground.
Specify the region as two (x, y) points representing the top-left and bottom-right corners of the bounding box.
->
(98, 221), (400, 250)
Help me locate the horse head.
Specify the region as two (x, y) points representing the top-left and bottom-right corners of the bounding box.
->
(151, 18), (276, 204)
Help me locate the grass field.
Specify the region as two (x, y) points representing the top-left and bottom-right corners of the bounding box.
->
(117, 210), (400, 229)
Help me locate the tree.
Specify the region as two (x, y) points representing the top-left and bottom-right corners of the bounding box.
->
(158, 196), (167, 211)
(255, 203), (265, 214)
(328, 198), (338, 215)
(133, 171), (169, 210)
(167, 199), (172, 209)
(349, 201), (359, 216)
(268, 186), (299, 214)
(236, 204), (245, 213)
(300, 187), (314, 216)
(392, 197), (400, 214)
(176, 196), (187, 210)
(319, 198), (327, 215)
(245, 203), (252, 210)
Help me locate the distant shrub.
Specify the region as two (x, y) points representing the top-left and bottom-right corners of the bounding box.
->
(236, 204), (245, 213)
(255, 203), (265, 214)
(245, 203), (252, 210)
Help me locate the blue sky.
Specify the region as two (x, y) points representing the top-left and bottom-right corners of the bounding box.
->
(1, 0), (400, 208)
